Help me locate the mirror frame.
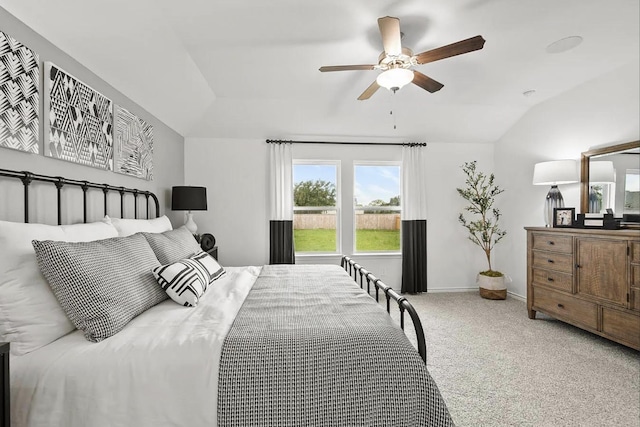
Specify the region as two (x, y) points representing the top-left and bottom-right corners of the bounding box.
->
(580, 140), (640, 214)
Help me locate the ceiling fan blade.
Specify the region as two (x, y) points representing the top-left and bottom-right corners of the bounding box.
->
(378, 16), (402, 57)
(319, 65), (376, 72)
(415, 35), (486, 65)
(357, 81), (380, 100)
(412, 71), (444, 93)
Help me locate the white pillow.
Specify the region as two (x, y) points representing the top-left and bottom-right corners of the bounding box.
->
(0, 220), (119, 355)
(103, 215), (172, 237)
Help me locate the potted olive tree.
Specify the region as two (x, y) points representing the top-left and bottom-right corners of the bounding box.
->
(457, 161), (508, 299)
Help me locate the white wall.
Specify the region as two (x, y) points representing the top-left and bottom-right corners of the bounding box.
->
(185, 137), (494, 291)
(494, 62), (640, 298)
(425, 143), (495, 290)
(0, 6), (185, 225)
(185, 138), (269, 267)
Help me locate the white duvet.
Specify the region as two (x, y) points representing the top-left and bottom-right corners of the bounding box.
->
(10, 266), (261, 427)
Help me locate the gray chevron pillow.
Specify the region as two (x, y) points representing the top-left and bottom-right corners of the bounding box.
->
(32, 234), (167, 342)
(141, 226), (202, 265)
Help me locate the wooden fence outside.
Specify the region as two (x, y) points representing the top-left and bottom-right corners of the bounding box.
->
(294, 213), (401, 230)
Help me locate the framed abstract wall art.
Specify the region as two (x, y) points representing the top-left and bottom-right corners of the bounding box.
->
(0, 30), (39, 153)
(114, 105), (153, 180)
(44, 62), (113, 170)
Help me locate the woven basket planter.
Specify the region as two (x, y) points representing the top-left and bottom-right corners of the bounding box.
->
(477, 274), (506, 300)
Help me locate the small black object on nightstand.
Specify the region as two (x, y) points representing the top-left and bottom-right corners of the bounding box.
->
(200, 233), (216, 251)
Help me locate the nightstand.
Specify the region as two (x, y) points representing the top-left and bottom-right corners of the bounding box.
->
(206, 246), (218, 260)
(1, 342), (9, 427)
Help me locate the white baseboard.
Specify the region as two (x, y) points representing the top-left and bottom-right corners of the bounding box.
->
(426, 287), (527, 302)
(427, 287), (478, 293)
(507, 291), (526, 302)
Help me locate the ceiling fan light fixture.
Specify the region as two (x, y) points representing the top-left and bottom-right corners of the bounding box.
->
(376, 68), (414, 91)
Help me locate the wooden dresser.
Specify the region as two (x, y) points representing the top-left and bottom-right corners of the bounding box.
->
(526, 227), (640, 350)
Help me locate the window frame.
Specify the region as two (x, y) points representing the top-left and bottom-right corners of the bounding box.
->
(353, 161), (402, 255)
(292, 159), (342, 255)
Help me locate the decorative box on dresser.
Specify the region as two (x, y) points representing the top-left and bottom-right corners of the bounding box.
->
(526, 227), (640, 350)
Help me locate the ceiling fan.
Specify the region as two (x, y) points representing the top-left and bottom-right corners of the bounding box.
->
(319, 16), (486, 100)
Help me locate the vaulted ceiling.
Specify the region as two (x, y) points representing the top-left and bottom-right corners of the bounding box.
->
(2, 0), (638, 143)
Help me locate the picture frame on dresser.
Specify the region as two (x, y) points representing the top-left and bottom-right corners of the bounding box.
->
(553, 207), (575, 228)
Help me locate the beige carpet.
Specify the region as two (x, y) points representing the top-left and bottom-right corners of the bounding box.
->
(379, 291), (640, 427)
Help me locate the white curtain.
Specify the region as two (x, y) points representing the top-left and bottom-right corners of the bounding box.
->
(269, 143), (293, 220)
(401, 145), (427, 220)
(269, 142), (295, 264)
(401, 144), (428, 293)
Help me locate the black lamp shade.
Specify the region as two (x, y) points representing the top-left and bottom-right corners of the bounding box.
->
(171, 186), (207, 211)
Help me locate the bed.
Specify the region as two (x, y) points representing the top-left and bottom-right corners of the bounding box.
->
(0, 168), (453, 427)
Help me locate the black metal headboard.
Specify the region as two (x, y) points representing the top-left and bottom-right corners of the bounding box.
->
(0, 168), (160, 224)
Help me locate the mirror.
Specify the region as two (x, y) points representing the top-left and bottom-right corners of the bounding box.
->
(581, 140), (640, 225)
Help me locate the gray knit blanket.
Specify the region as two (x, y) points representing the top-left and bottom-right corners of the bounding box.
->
(217, 264), (454, 427)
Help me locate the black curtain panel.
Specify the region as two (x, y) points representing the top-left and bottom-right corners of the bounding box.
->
(269, 220), (295, 264)
(401, 220), (427, 293)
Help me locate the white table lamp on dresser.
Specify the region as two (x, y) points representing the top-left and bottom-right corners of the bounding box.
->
(532, 160), (579, 227)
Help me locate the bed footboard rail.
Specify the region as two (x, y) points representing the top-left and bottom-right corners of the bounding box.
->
(341, 256), (427, 363)
(0, 168), (159, 224)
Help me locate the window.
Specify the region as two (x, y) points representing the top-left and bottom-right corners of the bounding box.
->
(624, 169), (640, 215)
(354, 163), (401, 252)
(293, 161), (340, 253)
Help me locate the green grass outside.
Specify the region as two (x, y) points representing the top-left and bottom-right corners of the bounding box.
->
(294, 229), (400, 252)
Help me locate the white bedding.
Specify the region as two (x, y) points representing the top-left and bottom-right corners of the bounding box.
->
(10, 266), (261, 427)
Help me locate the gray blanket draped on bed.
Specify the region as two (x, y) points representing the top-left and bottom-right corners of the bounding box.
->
(217, 264), (453, 427)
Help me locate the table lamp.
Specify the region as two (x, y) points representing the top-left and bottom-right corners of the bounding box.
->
(171, 186), (207, 234)
(532, 160), (578, 227)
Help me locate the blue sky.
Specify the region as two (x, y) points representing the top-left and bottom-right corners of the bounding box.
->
(293, 164), (400, 206)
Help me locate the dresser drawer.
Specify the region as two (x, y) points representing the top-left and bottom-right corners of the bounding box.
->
(532, 268), (572, 293)
(601, 307), (640, 349)
(533, 286), (598, 330)
(632, 265), (640, 288)
(531, 233), (573, 254)
(532, 250), (573, 274)
(630, 288), (640, 312)
(631, 242), (640, 264)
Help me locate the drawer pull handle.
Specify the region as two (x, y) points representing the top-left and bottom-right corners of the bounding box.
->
(576, 264), (581, 268)
(548, 241), (555, 245)
(547, 277), (554, 282)
(557, 303), (564, 309)
(547, 259), (554, 263)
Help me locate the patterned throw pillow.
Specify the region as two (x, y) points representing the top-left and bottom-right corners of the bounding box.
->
(32, 234), (167, 342)
(141, 226), (202, 265)
(152, 251), (226, 307)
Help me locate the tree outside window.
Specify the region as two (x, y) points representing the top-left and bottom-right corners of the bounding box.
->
(293, 162), (340, 253)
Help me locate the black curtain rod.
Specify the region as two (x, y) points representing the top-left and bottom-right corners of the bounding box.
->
(266, 139), (426, 147)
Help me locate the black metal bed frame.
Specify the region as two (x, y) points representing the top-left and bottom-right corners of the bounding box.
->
(0, 168), (160, 224)
(341, 256), (427, 364)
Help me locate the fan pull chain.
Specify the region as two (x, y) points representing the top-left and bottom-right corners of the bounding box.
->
(390, 91), (397, 130)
